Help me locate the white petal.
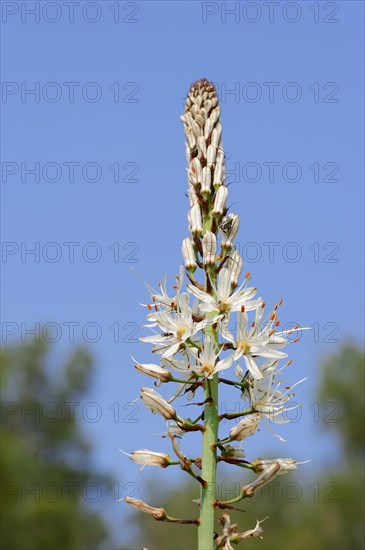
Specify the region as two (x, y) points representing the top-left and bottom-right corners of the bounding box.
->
(244, 355), (263, 380)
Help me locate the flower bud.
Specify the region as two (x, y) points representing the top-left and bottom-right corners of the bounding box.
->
(134, 360), (172, 383)
(213, 185), (228, 215)
(188, 204), (203, 235)
(192, 119), (202, 138)
(186, 130), (196, 152)
(191, 157), (202, 186)
(182, 238), (197, 271)
(123, 449), (172, 470)
(211, 123), (222, 148)
(243, 462), (281, 497)
(216, 147), (224, 166)
(203, 231), (217, 266)
(227, 250), (242, 287)
(229, 413), (260, 441)
(204, 117), (213, 140)
(124, 497), (167, 521)
(213, 161), (225, 187)
(201, 166), (211, 194)
(188, 184), (199, 207)
(221, 213), (240, 249)
(207, 144), (216, 167)
(197, 135), (207, 158)
(140, 387), (176, 419)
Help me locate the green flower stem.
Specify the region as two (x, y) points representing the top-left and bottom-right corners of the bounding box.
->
(198, 374), (219, 550)
(199, 204), (220, 549)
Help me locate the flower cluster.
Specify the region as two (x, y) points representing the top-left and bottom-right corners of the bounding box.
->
(124, 80), (308, 549)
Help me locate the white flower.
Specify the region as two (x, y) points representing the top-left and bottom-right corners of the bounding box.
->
(221, 306), (288, 380)
(195, 334), (232, 378)
(141, 294), (208, 358)
(187, 267), (259, 317)
(244, 371), (307, 441)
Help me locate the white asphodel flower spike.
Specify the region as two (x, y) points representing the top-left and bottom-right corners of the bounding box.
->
(182, 238), (197, 271)
(125, 79), (309, 548)
(202, 231), (216, 266)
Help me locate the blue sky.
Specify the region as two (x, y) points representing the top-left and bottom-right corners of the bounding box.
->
(1, 1), (364, 546)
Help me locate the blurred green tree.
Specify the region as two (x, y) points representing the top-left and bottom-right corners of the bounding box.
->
(0, 338), (111, 550)
(123, 342), (365, 550)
